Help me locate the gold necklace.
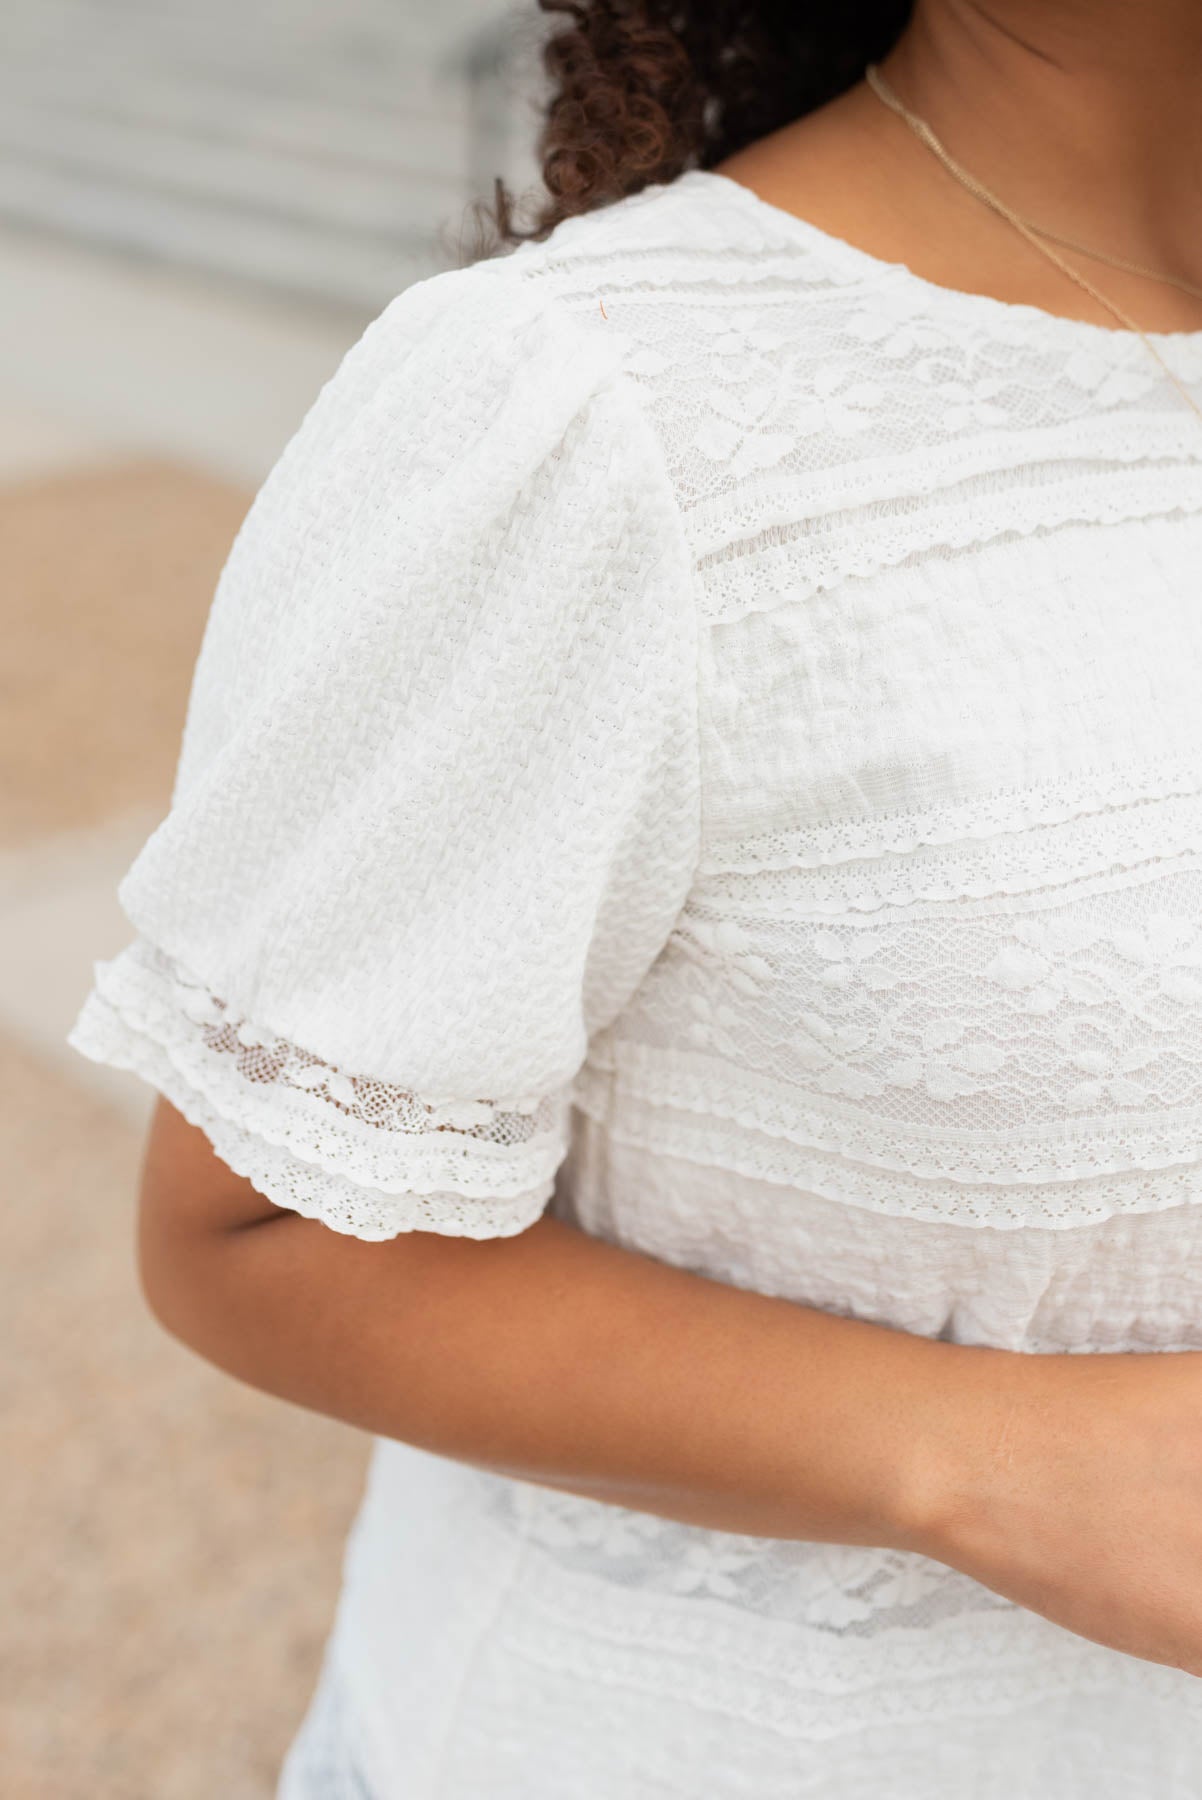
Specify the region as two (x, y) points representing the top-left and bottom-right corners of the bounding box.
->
(863, 63), (1202, 426)
(1015, 224), (1202, 303)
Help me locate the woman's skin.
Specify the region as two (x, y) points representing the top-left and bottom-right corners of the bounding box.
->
(717, 0), (1202, 333)
(140, 0), (1202, 1681)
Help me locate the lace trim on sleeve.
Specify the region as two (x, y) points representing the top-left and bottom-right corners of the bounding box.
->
(68, 936), (564, 1240)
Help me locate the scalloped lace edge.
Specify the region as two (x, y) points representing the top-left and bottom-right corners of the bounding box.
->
(68, 989), (553, 1241)
(695, 465), (1202, 624)
(77, 936), (571, 1199)
(498, 1537), (1194, 1736)
(698, 761), (1202, 874)
(695, 798), (1202, 914)
(573, 1055), (1202, 1232)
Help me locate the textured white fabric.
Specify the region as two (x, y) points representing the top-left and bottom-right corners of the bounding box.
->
(67, 166), (1202, 1797)
(275, 1650), (374, 1800)
(69, 256), (701, 1239)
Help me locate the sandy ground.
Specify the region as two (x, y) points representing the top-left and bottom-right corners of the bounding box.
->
(3, 233), (374, 1798)
(1, 1028), (368, 1800)
(1, 461), (248, 844)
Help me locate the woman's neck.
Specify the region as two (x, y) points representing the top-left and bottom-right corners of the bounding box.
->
(712, 0), (1202, 332)
(887, 0), (1202, 284)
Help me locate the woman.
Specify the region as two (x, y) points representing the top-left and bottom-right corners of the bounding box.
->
(69, 0), (1202, 1793)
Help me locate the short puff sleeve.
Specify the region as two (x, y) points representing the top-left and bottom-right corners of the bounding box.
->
(67, 258), (701, 1240)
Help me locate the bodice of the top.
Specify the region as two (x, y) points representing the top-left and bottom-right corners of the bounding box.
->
(498, 170), (1202, 1296)
(327, 171), (1202, 1778)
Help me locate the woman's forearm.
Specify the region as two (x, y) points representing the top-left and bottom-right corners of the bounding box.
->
(139, 1158), (1000, 1554)
(139, 1103), (1202, 1679)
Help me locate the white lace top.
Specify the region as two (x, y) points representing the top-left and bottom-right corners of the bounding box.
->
(69, 169), (1202, 1798)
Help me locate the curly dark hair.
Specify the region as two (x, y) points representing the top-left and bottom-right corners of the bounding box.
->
(475, 1), (914, 254)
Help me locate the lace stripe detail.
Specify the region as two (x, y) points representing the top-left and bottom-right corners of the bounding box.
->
(695, 461), (1202, 622)
(574, 1053), (1202, 1221)
(494, 1543), (1198, 1741)
(697, 759), (1202, 875)
(572, 1072), (1202, 1232)
(696, 791), (1202, 911)
(572, 841), (1202, 1230)
(69, 937), (562, 1239)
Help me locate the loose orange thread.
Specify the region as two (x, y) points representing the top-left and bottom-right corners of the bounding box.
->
(599, 297), (608, 319)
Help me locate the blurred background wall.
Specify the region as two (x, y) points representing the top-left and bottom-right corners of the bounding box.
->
(1, 6), (546, 1795)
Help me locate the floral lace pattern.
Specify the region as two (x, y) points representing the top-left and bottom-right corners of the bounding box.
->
(514, 1484), (1008, 1636)
(69, 936), (561, 1238)
(536, 170), (1202, 599)
(572, 837), (1202, 1230)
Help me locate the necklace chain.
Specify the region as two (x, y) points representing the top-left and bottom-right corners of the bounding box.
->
(1014, 222), (1202, 303)
(863, 63), (1202, 427)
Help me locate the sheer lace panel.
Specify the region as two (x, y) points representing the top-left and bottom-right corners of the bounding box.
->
(68, 935), (565, 1239)
(440, 1458), (1189, 1747)
(578, 836), (1202, 1229)
(534, 173), (1202, 573)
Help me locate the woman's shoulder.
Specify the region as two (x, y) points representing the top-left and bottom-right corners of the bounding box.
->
(377, 170), (836, 384)
(511, 168), (761, 272)
(505, 168), (840, 326)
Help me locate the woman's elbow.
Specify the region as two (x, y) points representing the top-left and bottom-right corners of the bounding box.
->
(135, 1094), (289, 1349)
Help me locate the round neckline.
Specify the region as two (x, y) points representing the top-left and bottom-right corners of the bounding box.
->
(681, 167), (1202, 358)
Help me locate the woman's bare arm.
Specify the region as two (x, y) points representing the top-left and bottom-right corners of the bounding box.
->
(138, 1096), (1202, 1679)
(136, 1096), (975, 1548)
